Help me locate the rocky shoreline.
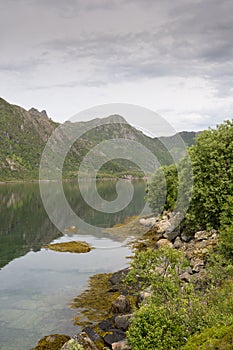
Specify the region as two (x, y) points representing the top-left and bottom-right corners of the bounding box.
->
(33, 212), (218, 350)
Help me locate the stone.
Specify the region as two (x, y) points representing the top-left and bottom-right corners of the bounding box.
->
(136, 290), (152, 307)
(61, 338), (83, 350)
(112, 339), (130, 349)
(99, 319), (113, 332)
(181, 231), (194, 242)
(163, 229), (180, 242)
(104, 329), (126, 347)
(72, 332), (99, 350)
(82, 327), (104, 348)
(155, 238), (173, 249)
(115, 314), (132, 331)
(111, 295), (131, 314)
(194, 230), (216, 241)
(173, 236), (183, 249)
(109, 268), (129, 286)
(179, 271), (191, 283)
(139, 217), (157, 227)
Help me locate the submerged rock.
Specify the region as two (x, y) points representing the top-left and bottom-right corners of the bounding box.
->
(45, 241), (92, 253)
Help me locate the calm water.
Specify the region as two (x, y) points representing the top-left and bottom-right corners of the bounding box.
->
(0, 180), (149, 350)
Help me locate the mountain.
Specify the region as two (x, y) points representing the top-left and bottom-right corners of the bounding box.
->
(0, 97), (197, 180)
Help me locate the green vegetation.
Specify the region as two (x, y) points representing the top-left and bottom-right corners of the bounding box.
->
(128, 119), (233, 349)
(0, 97), (196, 180)
(126, 248), (233, 350)
(183, 325), (233, 350)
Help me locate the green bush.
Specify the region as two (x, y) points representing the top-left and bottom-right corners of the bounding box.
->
(182, 324), (233, 350)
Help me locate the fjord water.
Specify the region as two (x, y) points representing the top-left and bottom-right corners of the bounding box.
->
(0, 180), (149, 350)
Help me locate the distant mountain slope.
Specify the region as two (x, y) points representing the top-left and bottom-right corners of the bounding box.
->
(0, 98), (197, 180)
(0, 97), (58, 179)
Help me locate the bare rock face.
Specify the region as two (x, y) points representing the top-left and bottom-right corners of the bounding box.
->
(111, 295), (131, 314)
(28, 107), (49, 119)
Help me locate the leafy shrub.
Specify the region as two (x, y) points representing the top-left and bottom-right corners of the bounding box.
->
(182, 324), (233, 350)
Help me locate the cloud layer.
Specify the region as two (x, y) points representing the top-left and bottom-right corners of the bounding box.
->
(0, 0), (233, 132)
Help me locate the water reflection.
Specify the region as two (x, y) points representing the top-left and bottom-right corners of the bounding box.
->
(0, 180), (148, 268)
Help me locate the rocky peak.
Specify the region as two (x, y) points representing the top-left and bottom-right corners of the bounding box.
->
(28, 107), (48, 119)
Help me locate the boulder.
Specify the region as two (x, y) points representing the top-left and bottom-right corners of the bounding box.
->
(72, 332), (99, 350)
(163, 229), (180, 242)
(155, 238), (173, 249)
(115, 314), (132, 331)
(111, 295), (131, 314)
(82, 327), (104, 348)
(181, 231), (194, 242)
(109, 268), (129, 286)
(112, 339), (130, 349)
(99, 318), (113, 332)
(61, 338), (83, 349)
(173, 236), (183, 249)
(104, 329), (126, 348)
(139, 217), (157, 227)
(136, 289), (152, 307)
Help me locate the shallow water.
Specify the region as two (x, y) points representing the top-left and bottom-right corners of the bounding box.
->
(0, 180), (150, 350)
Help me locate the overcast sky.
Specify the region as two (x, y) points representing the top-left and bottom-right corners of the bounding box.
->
(0, 0), (233, 133)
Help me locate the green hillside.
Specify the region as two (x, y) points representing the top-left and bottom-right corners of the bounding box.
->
(0, 98), (197, 180)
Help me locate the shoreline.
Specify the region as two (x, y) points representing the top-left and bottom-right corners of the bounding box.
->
(32, 212), (219, 349)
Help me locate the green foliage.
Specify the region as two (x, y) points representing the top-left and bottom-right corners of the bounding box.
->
(127, 303), (189, 350)
(188, 121), (233, 229)
(126, 247), (233, 350)
(182, 324), (233, 350)
(147, 164), (178, 214)
(218, 196), (233, 260)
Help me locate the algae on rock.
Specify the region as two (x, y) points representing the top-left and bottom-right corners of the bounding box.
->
(45, 241), (92, 253)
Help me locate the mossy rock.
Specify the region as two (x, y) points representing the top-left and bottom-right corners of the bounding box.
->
(33, 334), (70, 350)
(45, 241), (92, 253)
(183, 325), (233, 349)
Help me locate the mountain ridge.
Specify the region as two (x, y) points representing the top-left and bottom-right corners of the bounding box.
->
(0, 97), (197, 180)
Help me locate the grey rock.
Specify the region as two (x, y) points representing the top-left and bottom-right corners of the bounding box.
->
(179, 272), (191, 283)
(136, 290), (152, 307)
(163, 229), (180, 242)
(181, 231), (194, 242)
(115, 314), (132, 331)
(111, 295), (131, 314)
(104, 329), (126, 347)
(139, 217), (157, 227)
(173, 236), (183, 249)
(82, 327), (103, 345)
(155, 238), (173, 249)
